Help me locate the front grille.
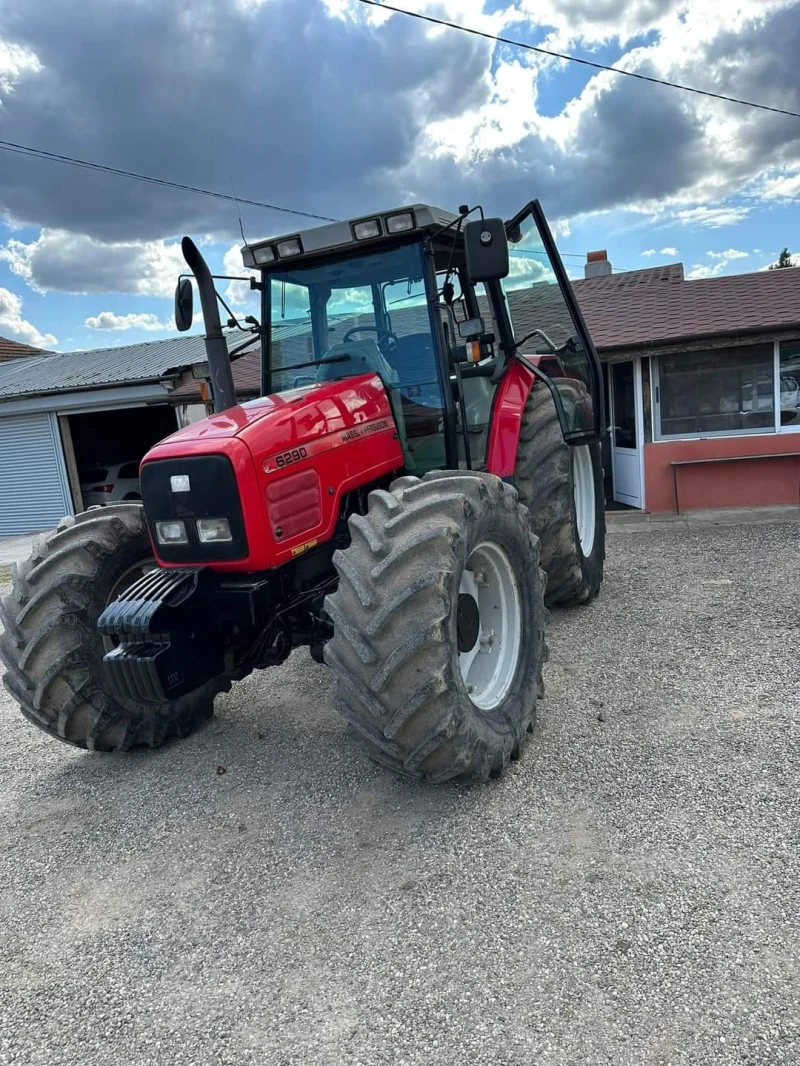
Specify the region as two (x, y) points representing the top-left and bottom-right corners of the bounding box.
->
(140, 455), (248, 562)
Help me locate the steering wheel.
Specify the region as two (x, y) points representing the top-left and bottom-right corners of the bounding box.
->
(342, 325), (399, 355)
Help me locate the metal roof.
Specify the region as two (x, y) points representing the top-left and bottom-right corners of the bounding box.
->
(0, 331), (258, 401)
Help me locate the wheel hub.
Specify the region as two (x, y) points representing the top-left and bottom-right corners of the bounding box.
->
(456, 593), (480, 652)
(457, 541), (522, 711)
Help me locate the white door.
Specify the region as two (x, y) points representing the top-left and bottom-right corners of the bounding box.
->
(610, 360), (644, 508)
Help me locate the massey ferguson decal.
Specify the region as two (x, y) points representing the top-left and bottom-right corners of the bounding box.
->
(339, 419), (391, 444)
(262, 418), (394, 474)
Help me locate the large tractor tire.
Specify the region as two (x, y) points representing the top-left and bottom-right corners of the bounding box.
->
(324, 471), (547, 782)
(515, 380), (605, 606)
(0, 504), (224, 752)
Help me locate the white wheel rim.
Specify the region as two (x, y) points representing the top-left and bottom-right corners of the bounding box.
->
(457, 540), (522, 711)
(572, 445), (596, 557)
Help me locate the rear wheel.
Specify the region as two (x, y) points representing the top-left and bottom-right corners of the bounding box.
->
(324, 471), (547, 782)
(514, 381), (605, 606)
(0, 504), (225, 752)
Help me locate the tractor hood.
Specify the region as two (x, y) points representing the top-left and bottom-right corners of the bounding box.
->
(140, 373), (403, 572)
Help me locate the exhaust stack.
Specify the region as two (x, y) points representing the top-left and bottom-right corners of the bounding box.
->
(181, 236), (237, 413)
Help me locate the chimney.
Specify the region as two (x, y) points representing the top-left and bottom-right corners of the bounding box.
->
(585, 250), (612, 279)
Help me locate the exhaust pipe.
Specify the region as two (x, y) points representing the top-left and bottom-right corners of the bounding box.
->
(181, 236), (237, 413)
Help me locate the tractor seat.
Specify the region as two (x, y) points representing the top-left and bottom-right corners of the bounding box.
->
(316, 340), (398, 387)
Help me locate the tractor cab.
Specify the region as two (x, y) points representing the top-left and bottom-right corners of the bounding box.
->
(237, 202), (604, 474)
(176, 200), (604, 477)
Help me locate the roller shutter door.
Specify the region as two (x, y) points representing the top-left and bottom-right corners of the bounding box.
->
(0, 412), (72, 535)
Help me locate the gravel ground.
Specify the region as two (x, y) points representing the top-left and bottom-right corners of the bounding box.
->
(0, 519), (798, 1066)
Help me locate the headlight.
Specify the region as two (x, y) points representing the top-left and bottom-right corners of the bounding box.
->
(276, 238), (302, 258)
(170, 474), (191, 493)
(196, 517), (232, 543)
(155, 520), (188, 545)
(353, 219), (381, 240)
(253, 245), (276, 265)
(385, 212), (414, 233)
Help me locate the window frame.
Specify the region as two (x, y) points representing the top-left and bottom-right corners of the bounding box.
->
(777, 338), (800, 435)
(652, 343), (779, 442)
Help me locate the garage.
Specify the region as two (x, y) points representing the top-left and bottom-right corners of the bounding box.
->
(62, 405), (179, 511)
(0, 333), (215, 537)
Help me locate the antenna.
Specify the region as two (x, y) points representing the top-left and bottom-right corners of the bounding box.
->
(230, 175), (248, 247)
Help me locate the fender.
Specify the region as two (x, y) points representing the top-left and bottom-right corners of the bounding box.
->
(485, 355), (576, 479)
(484, 359), (538, 479)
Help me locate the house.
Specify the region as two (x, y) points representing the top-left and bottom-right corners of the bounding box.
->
(0, 335), (45, 362)
(571, 255), (800, 512)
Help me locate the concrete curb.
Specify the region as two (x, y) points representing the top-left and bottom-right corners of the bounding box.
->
(607, 504), (800, 533)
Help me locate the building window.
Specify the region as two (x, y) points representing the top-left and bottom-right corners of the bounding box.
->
(654, 345), (775, 440)
(779, 341), (800, 430)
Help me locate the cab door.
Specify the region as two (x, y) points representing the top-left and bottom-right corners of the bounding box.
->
(502, 200), (605, 444)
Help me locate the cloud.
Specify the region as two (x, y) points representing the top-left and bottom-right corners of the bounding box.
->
(0, 0), (492, 242)
(0, 230), (185, 296)
(686, 262), (724, 279)
(758, 169), (800, 201)
(0, 38), (40, 95)
(707, 248), (748, 261)
(687, 248), (750, 278)
(0, 0), (795, 264)
(84, 311), (170, 331)
(222, 244), (256, 310)
(673, 206), (751, 229)
(0, 285), (56, 346)
(641, 249), (657, 257)
(660, 246), (678, 256)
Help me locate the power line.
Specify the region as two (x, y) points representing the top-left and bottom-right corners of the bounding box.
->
(0, 137), (639, 270)
(0, 138), (338, 222)
(355, 0), (800, 120)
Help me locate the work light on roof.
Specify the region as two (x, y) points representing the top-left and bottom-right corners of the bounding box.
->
(253, 245), (275, 265)
(277, 238), (302, 258)
(353, 219), (381, 241)
(385, 211), (414, 233)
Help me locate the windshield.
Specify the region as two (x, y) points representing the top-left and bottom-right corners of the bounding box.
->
(267, 240), (447, 472)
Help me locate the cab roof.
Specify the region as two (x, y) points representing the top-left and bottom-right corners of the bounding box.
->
(241, 204), (459, 270)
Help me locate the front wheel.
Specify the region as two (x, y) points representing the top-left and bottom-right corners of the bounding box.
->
(324, 471), (548, 782)
(0, 505), (225, 751)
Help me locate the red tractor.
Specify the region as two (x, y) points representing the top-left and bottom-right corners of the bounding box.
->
(0, 201), (605, 782)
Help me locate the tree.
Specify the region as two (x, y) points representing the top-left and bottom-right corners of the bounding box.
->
(769, 248), (794, 270)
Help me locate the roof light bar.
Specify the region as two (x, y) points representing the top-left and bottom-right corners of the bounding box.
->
(353, 219), (381, 241)
(277, 238), (302, 258)
(386, 211), (415, 233)
(252, 245), (275, 265)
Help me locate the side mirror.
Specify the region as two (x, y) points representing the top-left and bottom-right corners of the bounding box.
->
(174, 276), (193, 332)
(458, 317), (485, 339)
(464, 217), (509, 282)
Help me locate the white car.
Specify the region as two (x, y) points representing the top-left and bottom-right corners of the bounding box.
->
(80, 461), (142, 508)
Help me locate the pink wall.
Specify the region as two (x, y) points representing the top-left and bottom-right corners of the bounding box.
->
(644, 434), (800, 512)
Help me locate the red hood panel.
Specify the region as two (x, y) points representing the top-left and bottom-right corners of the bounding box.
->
(142, 373), (403, 571)
(162, 380), (324, 443)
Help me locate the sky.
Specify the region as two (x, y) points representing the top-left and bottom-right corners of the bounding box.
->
(0, 0), (798, 351)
